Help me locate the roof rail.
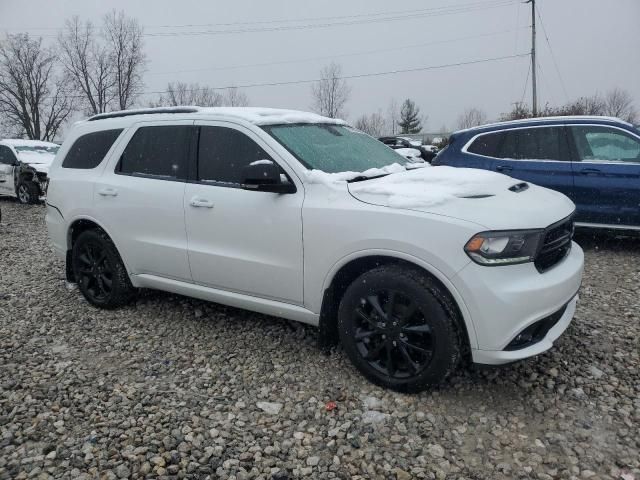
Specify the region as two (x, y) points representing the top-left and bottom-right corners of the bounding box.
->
(87, 107), (199, 122)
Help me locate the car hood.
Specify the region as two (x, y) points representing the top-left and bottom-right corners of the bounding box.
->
(17, 152), (55, 174)
(347, 166), (575, 230)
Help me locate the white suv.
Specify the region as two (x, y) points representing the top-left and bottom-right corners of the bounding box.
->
(46, 107), (584, 392)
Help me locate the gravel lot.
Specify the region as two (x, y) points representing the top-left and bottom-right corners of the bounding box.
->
(0, 199), (638, 480)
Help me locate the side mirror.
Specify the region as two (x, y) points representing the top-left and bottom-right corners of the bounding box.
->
(241, 160), (296, 194)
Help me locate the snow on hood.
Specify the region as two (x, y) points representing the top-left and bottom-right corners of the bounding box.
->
(16, 151), (56, 174)
(346, 165), (576, 230)
(347, 165), (507, 209)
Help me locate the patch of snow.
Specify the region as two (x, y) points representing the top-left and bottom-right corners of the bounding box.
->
(1, 139), (59, 148)
(348, 166), (507, 209)
(395, 147), (422, 159)
(305, 163), (406, 186)
(249, 159), (274, 166)
(202, 107), (346, 126)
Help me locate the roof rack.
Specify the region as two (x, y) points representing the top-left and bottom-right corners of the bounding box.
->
(87, 107), (199, 122)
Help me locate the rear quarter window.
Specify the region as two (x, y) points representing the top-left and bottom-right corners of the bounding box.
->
(62, 129), (123, 169)
(467, 132), (504, 157)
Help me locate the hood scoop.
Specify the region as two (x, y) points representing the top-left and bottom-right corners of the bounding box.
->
(509, 182), (529, 193)
(458, 194), (495, 199)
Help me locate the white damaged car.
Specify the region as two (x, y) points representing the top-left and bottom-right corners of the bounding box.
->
(45, 107), (584, 392)
(0, 139), (59, 204)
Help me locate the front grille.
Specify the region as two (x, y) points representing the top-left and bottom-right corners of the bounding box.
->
(504, 303), (568, 351)
(534, 216), (574, 273)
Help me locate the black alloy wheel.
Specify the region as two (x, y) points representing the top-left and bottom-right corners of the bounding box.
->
(353, 290), (435, 379)
(75, 240), (114, 303)
(72, 229), (135, 308)
(338, 265), (460, 392)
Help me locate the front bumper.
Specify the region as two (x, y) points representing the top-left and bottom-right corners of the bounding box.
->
(453, 241), (584, 365)
(472, 294), (578, 364)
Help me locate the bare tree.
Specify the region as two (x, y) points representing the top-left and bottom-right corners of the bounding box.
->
(603, 88), (637, 123)
(58, 16), (115, 114)
(0, 34), (74, 140)
(222, 87), (249, 107)
(354, 111), (387, 137)
(103, 10), (145, 110)
(456, 107), (488, 129)
(311, 62), (350, 119)
(560, 94), (605, 116)
(155, 82), (223, 107)
(387, 98), (400, 135)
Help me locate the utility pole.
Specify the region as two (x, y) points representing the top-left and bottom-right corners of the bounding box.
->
(527, 0), (537, 116)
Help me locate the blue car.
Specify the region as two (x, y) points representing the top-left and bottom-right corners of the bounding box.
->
(433, 116), (640, 230)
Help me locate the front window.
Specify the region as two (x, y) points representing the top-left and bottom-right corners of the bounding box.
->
(262, 124), (403, 173)
(570, 125), (640, 162)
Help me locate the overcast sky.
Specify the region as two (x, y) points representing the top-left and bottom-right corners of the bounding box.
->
(1, 0), (639, 132)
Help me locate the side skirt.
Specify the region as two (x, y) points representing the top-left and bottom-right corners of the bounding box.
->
(132, 273), (320, 326)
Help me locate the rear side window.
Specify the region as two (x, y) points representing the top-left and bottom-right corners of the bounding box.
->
(467, 132), (504, 157)
(62, 129), (123, 169)
(118, 126), (191, 180)
(197, 126), (274, 185)
(508, 127), (568, 160)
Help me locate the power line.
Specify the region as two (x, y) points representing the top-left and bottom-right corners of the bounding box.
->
(61, 52), (528, 100)
(149, 27), (527, 77)
(535, 3), (569, 102)
(10, 0), (519, 38)
(520, 59), (531, 105)
(142, 52), (530, 97)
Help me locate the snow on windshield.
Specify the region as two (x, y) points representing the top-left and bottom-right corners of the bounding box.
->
(348, 166), (507, 209)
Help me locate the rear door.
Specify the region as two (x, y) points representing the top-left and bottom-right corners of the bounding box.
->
(568, 124), (640, 227)
(0, 146), (17, 196)
(95, 121), (194, 281)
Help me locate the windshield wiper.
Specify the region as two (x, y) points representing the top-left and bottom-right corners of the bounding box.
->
(347, 173), (391, 183)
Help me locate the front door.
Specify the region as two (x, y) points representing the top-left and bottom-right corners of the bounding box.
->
(568, 124), (640, 227)
(0, 146), (17, 196)
(185, 123), (304, 304)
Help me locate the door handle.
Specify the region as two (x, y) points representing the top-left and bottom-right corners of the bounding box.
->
(189, 197), (214, 208)
(98, 187), (118, 197)
(496, 165), (513, 172)
(580, 168), (602, 176)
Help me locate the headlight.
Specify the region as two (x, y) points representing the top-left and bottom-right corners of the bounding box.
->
(464, 230), (544, 266)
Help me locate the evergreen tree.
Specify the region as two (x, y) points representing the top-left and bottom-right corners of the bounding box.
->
(398, 99), (422, 133)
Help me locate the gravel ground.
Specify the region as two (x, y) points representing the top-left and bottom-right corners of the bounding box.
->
(0, 199), (638, 480)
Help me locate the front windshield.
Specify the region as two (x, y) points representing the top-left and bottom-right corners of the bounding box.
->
(263, 123), (402, 173)
(15, 145), (59, 154)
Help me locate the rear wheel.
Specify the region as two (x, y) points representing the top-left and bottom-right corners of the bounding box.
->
(72, 230), (135, 309)
(16, 181), (40, 204)
(338, 265), (460, 392)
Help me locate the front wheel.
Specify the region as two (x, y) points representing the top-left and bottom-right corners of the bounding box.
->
(16, 181), (40, 204)
(338, 265), (461, 392)
(72, 230), (136, 309)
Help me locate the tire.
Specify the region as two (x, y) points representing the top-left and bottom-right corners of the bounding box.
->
(16, 181), (40, 205)
(337, 265), (461, 392)
(71, 229), (136, 309)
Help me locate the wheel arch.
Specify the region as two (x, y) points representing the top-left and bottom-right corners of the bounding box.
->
(65, 216), (130, 282)
(318, 251), (477, 359)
